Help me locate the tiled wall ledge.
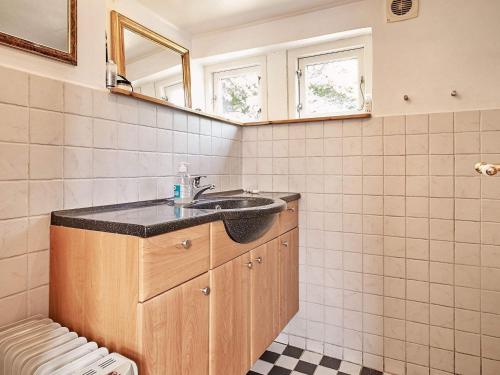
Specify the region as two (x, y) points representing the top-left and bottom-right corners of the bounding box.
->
(110, 87), (371, 127)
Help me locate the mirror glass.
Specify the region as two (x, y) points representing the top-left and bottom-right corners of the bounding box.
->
(0, 0), (70, 52)
(123, 29), (185, 106)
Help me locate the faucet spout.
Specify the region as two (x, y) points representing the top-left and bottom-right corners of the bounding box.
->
(192, 184), (215, 201)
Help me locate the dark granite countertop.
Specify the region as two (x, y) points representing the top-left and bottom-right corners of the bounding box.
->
(51, 190), (300, 238)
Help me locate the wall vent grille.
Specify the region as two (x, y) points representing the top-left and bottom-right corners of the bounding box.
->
(387, 0), (419, 22)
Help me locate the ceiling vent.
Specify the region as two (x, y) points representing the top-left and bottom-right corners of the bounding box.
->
(386, 0), (419, 22)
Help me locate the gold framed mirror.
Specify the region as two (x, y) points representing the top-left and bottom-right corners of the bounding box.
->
(110, 11), (192, 108)
(0, 0), (77, 65)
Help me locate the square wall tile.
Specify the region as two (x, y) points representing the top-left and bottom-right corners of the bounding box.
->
(29, 75), (63, 111)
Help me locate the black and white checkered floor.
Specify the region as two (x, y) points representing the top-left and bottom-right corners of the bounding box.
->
(247, 342), (384, 375)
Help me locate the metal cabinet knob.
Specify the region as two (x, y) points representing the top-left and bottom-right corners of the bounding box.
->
(181, 239), (192, 249)
(255, 256), (263, 264)
(201, 287), (210, 296)
(282, 241), (289, 247)
(247, 261), (253, 269)
(287, 207), (296, 212)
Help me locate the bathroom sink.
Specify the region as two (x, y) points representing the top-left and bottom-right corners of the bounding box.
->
(185, 196), (275, 210)
(184, 195), (286, 243)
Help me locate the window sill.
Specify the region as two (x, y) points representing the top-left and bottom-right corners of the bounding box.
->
(243, 112), (371, 126)
(110, 88), (371, 126)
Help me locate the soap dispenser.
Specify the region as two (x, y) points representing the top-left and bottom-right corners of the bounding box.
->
(173, 162), (191, 204)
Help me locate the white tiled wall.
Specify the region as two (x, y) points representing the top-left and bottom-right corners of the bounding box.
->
(4, 61), (500, 374)
(242, 111), (500, 374)
(0, 66), (242, 326)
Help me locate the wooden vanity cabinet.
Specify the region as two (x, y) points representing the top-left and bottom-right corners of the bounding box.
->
(50, 199), (300, 375)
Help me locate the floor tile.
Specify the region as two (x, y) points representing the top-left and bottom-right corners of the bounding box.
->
(283, 345), (304, 359)
(269, 366), (292, 375)
(319, 356), (341, 370)
(275, 355), (300, 369)
(315, 366), (339, 374)
(268, 341), (287, 354)
(338, 361), (362, 375)
(261, 350), (281, 364)
(300, 350), (323, 364)
(294, 360), (317, 374)
(360, 367), (383, 375)
(251, 359), (274, 374)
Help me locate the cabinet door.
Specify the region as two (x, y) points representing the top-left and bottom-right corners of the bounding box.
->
(250, 239), (280, 364)
(139, 272), (210, 375)
(209, 252), (251, 375)
(279, 228), (299, 330)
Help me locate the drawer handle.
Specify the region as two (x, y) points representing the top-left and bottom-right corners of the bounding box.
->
(287, 207), (296, 212)
(247, 261), (253, 269)
(255, 256), (263, 264)
(201, 287), (210, 296)
(282, 241), (289, 247)
(181, 239), (192, 249)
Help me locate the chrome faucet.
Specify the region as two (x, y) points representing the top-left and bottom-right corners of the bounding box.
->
(191, 176), (215, 201)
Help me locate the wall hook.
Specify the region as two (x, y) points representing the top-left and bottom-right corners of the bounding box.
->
(451, 90), (457, 97)
(403, 94), (409, 101)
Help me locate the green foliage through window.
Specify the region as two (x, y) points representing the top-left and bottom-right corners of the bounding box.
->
(303, 58), (359, 114)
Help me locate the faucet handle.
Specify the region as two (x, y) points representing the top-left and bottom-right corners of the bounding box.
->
(191, 175), (207, 188)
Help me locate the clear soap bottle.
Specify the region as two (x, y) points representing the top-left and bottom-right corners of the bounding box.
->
(173, 162), (191, 204)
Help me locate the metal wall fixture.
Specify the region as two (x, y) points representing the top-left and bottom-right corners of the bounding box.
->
(475, 162), (500, 176)
(403, 91), (458, 101)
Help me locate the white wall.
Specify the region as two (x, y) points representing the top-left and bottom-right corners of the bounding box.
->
(3, 0), (499, 116)
(105, 0), (192, 53)
(0, 0), (192, 89)
(193, 0), (500, 116)
(0, 0), (105, 88)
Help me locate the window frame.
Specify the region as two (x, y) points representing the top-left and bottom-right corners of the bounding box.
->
(204, 56), (268, 121)
(287, 35), (372, 119)
(297, 47), (364, 118)
(153, 74), (185, 105)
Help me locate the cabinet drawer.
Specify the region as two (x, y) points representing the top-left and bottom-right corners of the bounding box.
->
(139, 224), (210, 302)
(279, 200), (298, 234)
(210, 219), (280, 269)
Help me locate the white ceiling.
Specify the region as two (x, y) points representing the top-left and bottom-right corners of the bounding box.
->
(137, 0), (362, 35)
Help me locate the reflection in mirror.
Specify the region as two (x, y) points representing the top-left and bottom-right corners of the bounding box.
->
(123, 29), (185, 107)
(0, 0), (77, 64)
(110, 11), (191, 108)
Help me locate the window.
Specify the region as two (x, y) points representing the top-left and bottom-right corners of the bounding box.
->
(296, 48), (364, 117)
(209, 64), (265, 122)
(161, 81), (184, 107)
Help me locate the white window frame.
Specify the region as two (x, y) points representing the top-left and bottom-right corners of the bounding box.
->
(204, 56), (268, 121)
(287, 35), (372, 119)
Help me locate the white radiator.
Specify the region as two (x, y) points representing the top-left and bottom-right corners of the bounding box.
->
(0, 315), (138, 375)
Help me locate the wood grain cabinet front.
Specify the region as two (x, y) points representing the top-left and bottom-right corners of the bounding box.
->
(138, 272), (210, 375)
(209, 252), (251, 375)
(278, 228), (299, 331)
(249, 239), (280, 364)
(279, 200), (298, 234)
(139, 223), (210, 302)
